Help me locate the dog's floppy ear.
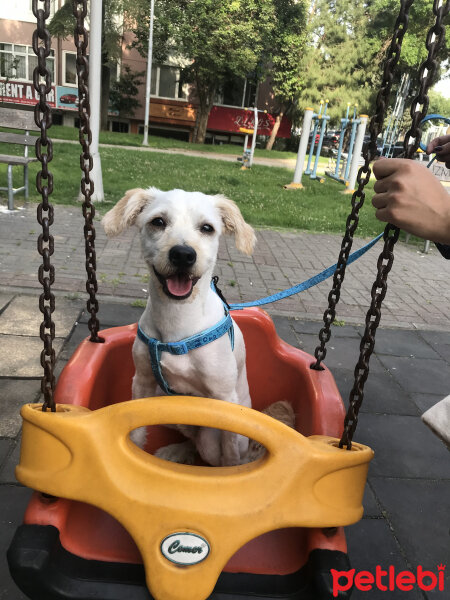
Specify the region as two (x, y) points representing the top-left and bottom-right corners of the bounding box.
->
(215, 195), (256, 255)
(102, 188), (152, 237)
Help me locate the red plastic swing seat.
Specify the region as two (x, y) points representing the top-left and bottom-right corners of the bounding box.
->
(15, 307), (353, 598)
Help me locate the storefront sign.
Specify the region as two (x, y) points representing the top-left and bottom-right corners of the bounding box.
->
(430, 160), (450, 184)
(57, 86), (79, 110)
(0, 79), (56, 107)
(150, 102), (196, 123)
(207, 106), (291, 138)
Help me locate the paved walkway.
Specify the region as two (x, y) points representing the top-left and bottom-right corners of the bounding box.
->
(0, 203), (449, 330)
(0, 200), (449, 598)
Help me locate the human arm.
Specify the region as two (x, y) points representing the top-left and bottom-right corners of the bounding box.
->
(427, 134), (450, 168)
(372, 158), (450, 245)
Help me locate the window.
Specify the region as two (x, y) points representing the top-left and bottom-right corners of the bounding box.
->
(0, 43), (55, 82)
(111, 120), (129, 133)
(0, 1), (55, 23)
(63, 52), (119, 87)
(216, 76), (257, 108)
(150, 64), (188, 100)
(63, 52), (77, 86)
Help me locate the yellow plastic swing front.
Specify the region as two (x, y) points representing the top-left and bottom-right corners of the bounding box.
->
(17, 396), (372, 600)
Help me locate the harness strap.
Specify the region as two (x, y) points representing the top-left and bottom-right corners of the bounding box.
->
(137, 305), (234, 395)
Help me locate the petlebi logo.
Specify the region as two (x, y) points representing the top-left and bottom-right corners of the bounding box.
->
(160, 532), (210, 566)
(331, 564), (446, 596)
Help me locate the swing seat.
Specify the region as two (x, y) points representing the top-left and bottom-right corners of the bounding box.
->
(8, 307), (372, 600)
(239, 127), (254, 134)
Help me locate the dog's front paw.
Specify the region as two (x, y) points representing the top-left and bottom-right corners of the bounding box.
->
(130, 426), (147, 448)
(154, 441), (198, 465)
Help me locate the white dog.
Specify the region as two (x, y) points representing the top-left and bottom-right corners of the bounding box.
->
(102, 187), (256, 466)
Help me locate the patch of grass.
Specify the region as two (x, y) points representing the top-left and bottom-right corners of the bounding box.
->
(332, 319), (346, 327)
(0, 141), (380, 237)
(46, 125), (299, 162)
(131, 299), (146, 307)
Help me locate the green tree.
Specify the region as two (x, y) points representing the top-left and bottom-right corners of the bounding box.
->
(297, 0), (377, 126)
(428, 90), (450, 117)
(264, 0), (308, 150)
(297, 0), (449, 128)
(49, 0), (128, 130)
(131, 0), (276, 144)
(109, 66), (144, 116)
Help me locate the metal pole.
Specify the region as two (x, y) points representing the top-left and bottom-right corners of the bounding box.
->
(143, 0), (155, 146)
(248, 107), (258, 167)
(344, 113), (358, 182)
(334, 103), (350, 177)
(284, 107), (314, 189)
(345, 115), (368, 193)
(310, 100), (329, 180)
(87, 0), (104, 201)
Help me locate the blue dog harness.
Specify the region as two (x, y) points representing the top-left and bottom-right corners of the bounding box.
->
(137, 284), (234, 395)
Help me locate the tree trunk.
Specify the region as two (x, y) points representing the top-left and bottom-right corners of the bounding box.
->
(265, 111), (283, 150)
(192, 83), (216, 144)
(194, 103), (211, 144)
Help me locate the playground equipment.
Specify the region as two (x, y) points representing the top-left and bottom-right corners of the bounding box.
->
(9, 311), (371, 600)
(7, 0), (449, 599)
(237, 107), (269, 169)
(381, 73), (411, 157)
(418, 113), (450, 151)
(284, 101), (330, 189)
(326, 104), (356, 182)
(325, 106), (369, 193)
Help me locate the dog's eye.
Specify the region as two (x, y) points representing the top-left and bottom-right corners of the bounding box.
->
(200, 224), (215, 234)
(150, 217), (166, 228)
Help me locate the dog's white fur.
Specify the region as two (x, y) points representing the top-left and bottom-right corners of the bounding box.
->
(102, 187), (256, 466)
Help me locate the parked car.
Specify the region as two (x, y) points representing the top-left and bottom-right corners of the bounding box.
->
(308, 131), (321, 145)
(60, 94), (78, 105)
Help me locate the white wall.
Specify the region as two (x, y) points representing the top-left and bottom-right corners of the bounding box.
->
(0, 0), (55, 24)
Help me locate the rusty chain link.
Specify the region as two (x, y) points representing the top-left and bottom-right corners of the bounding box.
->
(340, 0), (450, 450)
(311, 0), (415, 370)
(73, 0), (103, 342)
(32, 0), (56, 412)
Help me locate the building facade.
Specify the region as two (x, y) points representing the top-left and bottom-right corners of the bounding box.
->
(0, 1), (291, 143)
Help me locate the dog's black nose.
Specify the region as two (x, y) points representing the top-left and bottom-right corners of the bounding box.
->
(169, 245), (197, 268)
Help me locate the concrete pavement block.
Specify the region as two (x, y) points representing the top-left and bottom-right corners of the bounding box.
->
(0, 292), (14, 314)
(0, 437), (21, 484)
(345, 518), (423, 600)
(358, 414), (450, 479)
(0, 379), (41, 437)
(0, 335), (63, 378)
(0, 485), (33, 600)
(377, 355), (450, 396)
(0, 295), (83, 338)
(370, 478), (450, 578)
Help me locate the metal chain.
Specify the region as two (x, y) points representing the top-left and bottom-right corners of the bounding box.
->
(340, 0), (450, 450)
(32, 0), (56, 412)
(73, 0), (103, 342)
(311, 0), (415, 370)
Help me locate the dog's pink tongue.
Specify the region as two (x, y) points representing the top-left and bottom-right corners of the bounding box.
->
(166, 274), (193, 297)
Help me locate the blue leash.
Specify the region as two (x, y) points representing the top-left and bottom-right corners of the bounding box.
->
(227, 232), (384, 310)
(419, 114), (450, 152)
(226, 146), (442, 311)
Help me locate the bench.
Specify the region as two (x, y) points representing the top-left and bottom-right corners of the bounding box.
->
(0, 107), (38, 210)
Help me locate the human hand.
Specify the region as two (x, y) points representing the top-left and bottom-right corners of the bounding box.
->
(427, 134), (450, 168)
(372, 158), (450, 244)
